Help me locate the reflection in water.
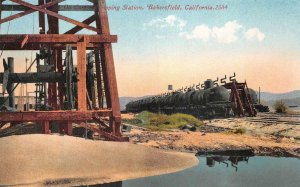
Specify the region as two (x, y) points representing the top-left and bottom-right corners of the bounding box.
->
(206, 155), (250, 172)
(79, 181), (122, 187)
(78, 156), (300, 187)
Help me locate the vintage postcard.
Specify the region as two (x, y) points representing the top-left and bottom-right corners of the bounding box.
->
(0, 0), (299, 187)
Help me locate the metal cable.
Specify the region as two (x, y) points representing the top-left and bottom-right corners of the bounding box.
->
(0, 5), (14, 59)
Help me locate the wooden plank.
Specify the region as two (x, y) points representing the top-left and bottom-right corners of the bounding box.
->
(0, 110), (112, 121)
(10, 0), (100, 33)
(0, 5), (95, 11)
(0, 34), (117, 44)
(0, 43), (102, 50)
(77, 40), (87, 111)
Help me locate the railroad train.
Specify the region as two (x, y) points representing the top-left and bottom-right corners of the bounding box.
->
(125, 78), (269, 118)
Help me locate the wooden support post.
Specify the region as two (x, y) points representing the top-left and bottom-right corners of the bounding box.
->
(95, 0), (121, 136)
(77, 40), (87, 111)
(42, 121), (50, 134)
(65, 121), (73, 135)
(38, 0), (45, 34)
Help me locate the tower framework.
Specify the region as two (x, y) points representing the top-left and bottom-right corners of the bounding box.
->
(0, 0), (127, 141)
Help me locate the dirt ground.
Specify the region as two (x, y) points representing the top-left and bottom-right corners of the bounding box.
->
(123, 113), (300, 158)
(208, 113), (300, 140)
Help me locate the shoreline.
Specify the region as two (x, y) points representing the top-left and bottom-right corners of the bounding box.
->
(124, 126), (299, 158)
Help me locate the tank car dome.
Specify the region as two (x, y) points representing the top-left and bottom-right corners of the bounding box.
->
(209, 86), (230, 102)
(247, 88), (258, 104)
(204, 79), (214, 90)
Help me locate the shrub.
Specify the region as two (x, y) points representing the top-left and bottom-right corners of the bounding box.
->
(126, 111), (203, 131)
(273, 100), (287, 113)
(232, 128), (246, 134)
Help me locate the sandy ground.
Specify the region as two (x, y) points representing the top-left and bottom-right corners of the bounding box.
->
(0, 134), (198, 186)
(208, 113), (300, 139)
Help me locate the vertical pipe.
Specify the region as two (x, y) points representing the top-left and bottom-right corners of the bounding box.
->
(35, 54), (40, 110)
(94, 49), (103, 108)
(25, 58), (29, 111)
(57, 50), (64, 109)
(7, 57), (15, 108)
(259, 87), (261, 104)
(87, 54), (96, 108)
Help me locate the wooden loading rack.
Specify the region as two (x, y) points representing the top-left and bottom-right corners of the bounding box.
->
(223, 81), (257, 117)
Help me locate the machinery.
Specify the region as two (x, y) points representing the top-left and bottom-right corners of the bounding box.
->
(126, 74), (262, 118)
(0, 0), (128, 141)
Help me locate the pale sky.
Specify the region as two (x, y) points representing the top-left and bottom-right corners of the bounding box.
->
(0, 0), (300, 97)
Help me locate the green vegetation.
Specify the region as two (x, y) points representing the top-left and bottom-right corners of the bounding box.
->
(274, 100), (288, 113)
(123, 111), (203, 131)
(122, 118), (143, 125)
(232, 128), (247, 134)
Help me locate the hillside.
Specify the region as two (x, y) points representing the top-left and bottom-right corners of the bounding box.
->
(260, 90), (300, 101)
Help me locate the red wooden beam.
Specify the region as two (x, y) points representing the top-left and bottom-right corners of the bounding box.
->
(0, 0), (64, 25)
(0, 34), (117, 44)
(20, 34), (29, 48)
(0, 110), (112, 122)
(10, 0), (100, 33)
(1, 5), (95, 12)
(0, 43), (102, 50)
(64, 15), (96, 34)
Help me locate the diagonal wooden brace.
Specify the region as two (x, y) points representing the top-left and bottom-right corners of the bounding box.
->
(10, 0), (100, 33)
(0, 0), (64, 25)
(64, 15), (96, 34)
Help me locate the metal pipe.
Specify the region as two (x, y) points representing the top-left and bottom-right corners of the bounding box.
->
(0, 72), (64, 83)
(7, 57), (14, 108)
